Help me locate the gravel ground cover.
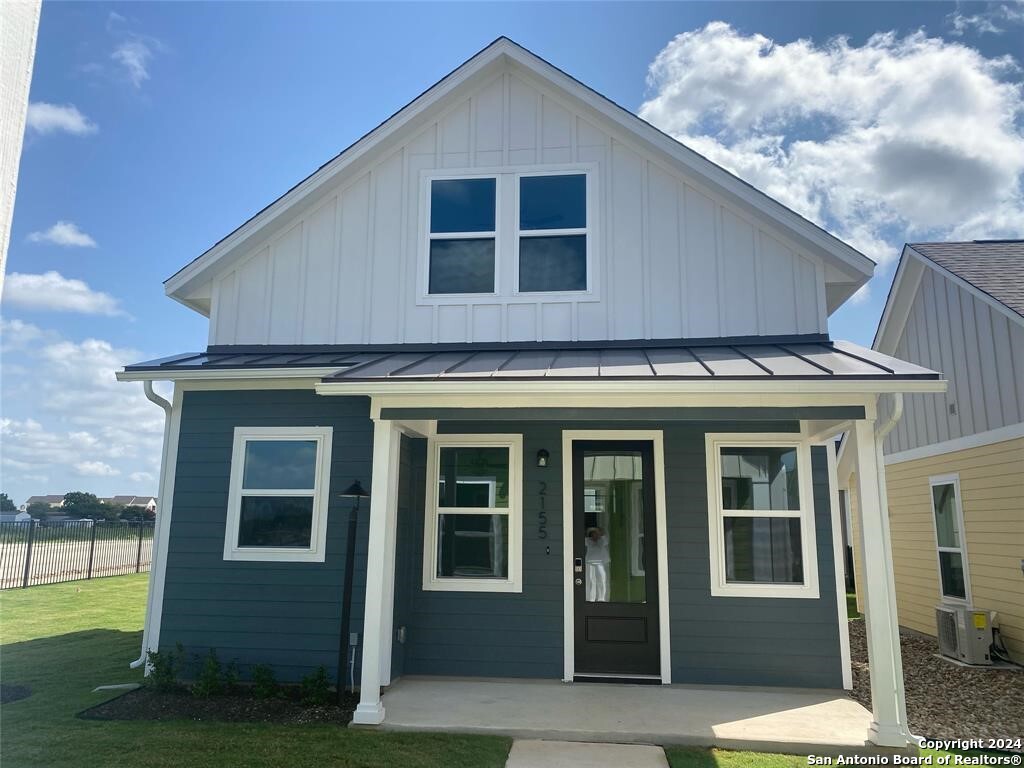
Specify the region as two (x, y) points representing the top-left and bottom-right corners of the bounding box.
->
(849, 619), (1024, 744)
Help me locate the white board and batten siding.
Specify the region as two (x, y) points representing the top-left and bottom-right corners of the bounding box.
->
(208, 69), (828, 346)
(881, 265), (1024, 455)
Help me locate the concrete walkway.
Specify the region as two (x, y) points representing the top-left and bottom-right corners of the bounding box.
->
(379, 677), (874, 755)
(506, 740), (669, 768)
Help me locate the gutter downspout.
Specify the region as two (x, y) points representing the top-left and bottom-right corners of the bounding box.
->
(871, 392), (915, 744)
(130, 381), (173, 669)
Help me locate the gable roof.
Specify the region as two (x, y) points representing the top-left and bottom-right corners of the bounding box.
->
(874, 240), (1024, 355)
(909, 240), (1024, 318)
(165, 37), (874, 314)
(24, 495), (64, 505)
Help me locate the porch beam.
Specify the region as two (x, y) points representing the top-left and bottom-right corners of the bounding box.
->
(378, 406), (866, 422)
(351, 418), (402, 726)
(852, 419), (912, 747)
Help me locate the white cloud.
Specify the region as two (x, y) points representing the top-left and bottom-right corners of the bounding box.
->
(948, 2), (1024, 36)
(27, 221), (97, 248)
(26, 102), (98, 136)
(112, 40), (154, 88)
(0, 331), (164, 501)
(639, 24), (1024, 269)
(2, 272), (127, 317)
(0, 318), (49, 351)
(75, 461), (120, 477)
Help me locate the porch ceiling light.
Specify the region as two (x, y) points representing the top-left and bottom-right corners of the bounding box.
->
(536, 449), (550, 468)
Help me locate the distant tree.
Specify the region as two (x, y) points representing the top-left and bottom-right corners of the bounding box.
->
(117, 505), (144, 521)
(0, 493), (15, 512)
(62, 492), (105, 519)
(26, 502), (53, 518)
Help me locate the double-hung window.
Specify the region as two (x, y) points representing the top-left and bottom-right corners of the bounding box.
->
(705, 434), (818, 598)
(223, 426), (333, 562)
(427, 177), (497, 294)
(929, 474), (970, 602)
(422, 435), (523, 592)
(517, 173), (588, 293)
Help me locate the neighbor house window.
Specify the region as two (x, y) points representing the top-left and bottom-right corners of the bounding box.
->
(517, 173), (588, 293)
(223, 426), (333, 562)
(929, 475), (970, 602)
(422, 435), (523, 592)
(705, 434), (819, 598)
(427, 177), (497, 294)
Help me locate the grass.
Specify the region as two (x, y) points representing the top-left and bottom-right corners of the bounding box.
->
(0, 575), (511, 768)
(2, 576), (979, 768)
(847, 591), (861, 619)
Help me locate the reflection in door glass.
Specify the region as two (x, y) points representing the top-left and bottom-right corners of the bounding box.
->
(582, 451), (646, 603)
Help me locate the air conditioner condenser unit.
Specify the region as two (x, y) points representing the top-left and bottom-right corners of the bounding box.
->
(935, 605), (992, 665)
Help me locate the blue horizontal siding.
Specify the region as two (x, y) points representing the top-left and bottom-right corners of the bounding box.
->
(159, 389), (373, 683)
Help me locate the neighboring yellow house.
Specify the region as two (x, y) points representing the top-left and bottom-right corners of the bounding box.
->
(845, 241), (1024, 661)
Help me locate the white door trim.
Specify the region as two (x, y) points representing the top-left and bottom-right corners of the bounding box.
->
(560, 429), (671, 684)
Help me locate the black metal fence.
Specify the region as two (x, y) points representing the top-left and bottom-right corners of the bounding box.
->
(0, 520), (155, 589)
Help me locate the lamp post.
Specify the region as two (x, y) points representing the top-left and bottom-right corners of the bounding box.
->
(337, 480), (369, 701)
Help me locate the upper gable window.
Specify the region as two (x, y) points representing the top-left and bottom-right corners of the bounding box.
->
(428, 177), (497, 295)
(517, 173), (588, 293)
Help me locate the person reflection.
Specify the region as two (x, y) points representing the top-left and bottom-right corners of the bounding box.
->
(585, 526), (610, 602)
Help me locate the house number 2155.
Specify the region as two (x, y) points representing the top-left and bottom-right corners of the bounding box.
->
(537, 481), (548, 539)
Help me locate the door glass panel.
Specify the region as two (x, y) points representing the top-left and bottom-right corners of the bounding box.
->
(582, 450), (646, 603)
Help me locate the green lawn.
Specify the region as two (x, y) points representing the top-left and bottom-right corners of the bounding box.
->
(0, 575), (511, 768)
(847, 592), (862, 619)
(2, 575), (969, 768)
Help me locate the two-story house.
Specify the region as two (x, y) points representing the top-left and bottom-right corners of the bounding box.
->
(118, 38), (944, 748)
(854, 241), (1023, 661)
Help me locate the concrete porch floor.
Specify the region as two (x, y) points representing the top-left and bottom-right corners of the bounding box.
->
(375, 677), (876, 755)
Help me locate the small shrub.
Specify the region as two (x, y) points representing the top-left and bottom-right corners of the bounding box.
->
(299, 665), (331, 706)
(192, 649), (224, 698)
(223, 660), (240, 694)
(145, 643), (182, 692)
(251, 663), (280, 699)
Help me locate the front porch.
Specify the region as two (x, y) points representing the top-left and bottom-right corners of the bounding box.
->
(374, 676), (875, 755)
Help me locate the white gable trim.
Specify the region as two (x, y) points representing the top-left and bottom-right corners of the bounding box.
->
(875, 245), (1024, 356)
(165, 38), (873, 309)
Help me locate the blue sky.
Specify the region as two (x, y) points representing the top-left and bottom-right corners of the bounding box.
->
(2, 2), (1022, 505)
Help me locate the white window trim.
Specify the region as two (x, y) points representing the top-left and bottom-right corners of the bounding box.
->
(513, 169), (593, 296)
(421, 433), (523, 593)
(705, 433), (820, 599)
(423, 173), (501, 298)
(417, 164), (599, 305)
(928, 473), (972, 605)
(223, 426), (333, 563)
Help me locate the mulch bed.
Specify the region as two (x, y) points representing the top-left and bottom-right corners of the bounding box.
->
(80, 685), (359, 725)
(849, 618), (1024, 744)
(1, 684), (32, 704)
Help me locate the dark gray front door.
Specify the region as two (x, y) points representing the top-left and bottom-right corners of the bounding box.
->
(572, 440), (660, 678)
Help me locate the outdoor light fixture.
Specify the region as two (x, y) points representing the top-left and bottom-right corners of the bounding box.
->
(338, 479), (369, 700)
(340, 480), (369, 510)
(536, 449), (550, 468)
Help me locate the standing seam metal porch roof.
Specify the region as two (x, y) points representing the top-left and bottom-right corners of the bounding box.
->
(122, 338), (939, 381)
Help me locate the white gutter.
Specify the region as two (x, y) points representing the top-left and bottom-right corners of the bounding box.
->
(130, 381), (173, 669)
(875, 392), (904, 442)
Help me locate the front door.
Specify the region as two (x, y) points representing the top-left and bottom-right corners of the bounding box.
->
(572, 440), (660, 678)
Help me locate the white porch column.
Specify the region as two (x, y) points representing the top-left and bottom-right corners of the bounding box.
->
(351, 418), (402, 726)
(853, 419), (912, 747)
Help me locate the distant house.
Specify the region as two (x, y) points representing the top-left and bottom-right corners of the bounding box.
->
(0, 511), (32, 523)
(851, 240), (1024, 661)
(101, 496), (158, 513)
(20, 494), (64, 511)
